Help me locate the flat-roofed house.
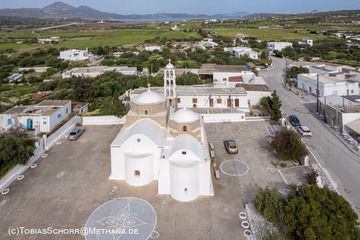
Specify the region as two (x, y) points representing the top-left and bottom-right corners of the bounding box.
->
(59, 49), (92, 62)
(297, 73), (359, 97)
(0, 100), (72, 133)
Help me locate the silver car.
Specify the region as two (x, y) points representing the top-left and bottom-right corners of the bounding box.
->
(68, 128), (85, 141)
(298, 126), (312, 137)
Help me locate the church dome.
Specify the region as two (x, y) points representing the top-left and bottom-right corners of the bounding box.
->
(165, 60), (174, 69)
(171, 108), (199, 123)
(133, 90), (165, 105)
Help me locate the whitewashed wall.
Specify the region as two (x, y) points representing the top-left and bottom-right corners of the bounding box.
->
(201, 112), (246, 123)
(81, 116), (125, 125)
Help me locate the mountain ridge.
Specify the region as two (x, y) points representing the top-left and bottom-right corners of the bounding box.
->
(0, 1), (249, 21)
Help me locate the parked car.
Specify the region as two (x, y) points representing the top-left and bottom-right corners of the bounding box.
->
(288, 115), (301, 127)
(298, 126), (312, 137)
(223, 140), (238, 154)
(68, 127), (85, 141)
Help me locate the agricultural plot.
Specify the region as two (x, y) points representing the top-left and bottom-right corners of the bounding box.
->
(0, 28), (201, 51)
(207, 27), (329, 41)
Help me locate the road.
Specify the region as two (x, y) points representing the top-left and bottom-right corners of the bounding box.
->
(259, 57), (360, 215)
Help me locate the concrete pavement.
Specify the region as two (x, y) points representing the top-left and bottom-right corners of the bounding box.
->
(259, 57), (360, 215)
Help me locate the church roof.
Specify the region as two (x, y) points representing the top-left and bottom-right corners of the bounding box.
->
(132, 90), (165, 105)
(170, 108), (199, 123)
(111, 119), (166, 146)
(167, 134), (208, 166)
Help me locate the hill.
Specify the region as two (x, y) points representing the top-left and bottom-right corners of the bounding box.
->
(0, 1), (249, 21)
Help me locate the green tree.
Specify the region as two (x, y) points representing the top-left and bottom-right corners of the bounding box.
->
(286, 66), (309, 83)
(176, 72), (203, 85)
(0, 134), (36, 177)
(284, 185), (360, 240)
(261, 91), (282, 121)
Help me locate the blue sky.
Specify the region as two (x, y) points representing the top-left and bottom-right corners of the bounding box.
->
(2, 0), (360, 14)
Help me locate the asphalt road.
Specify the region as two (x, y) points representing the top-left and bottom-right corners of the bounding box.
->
(259, 57), (360, 215)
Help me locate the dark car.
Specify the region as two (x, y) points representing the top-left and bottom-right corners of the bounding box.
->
(288, 115), (301, 127)
(223, 140), (238, 154)
(68, 127), (85, 141)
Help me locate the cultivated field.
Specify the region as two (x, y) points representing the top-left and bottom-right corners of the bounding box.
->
(0, 28), (202, 51)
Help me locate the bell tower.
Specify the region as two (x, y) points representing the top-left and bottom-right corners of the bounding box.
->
(164, 59), (176, 107)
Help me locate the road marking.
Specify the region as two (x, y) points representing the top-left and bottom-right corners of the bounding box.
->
(278, 170), (289, 185)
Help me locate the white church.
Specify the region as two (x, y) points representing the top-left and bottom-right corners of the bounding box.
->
(110, 61), (214, 202)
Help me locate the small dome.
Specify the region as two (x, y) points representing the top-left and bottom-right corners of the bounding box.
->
(171, 108), (199, 123)
(133, 90), (165, 105)
(165, 60), (174, 69)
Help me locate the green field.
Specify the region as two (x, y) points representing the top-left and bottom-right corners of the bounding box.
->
(207, 27), (330, 41)
(0, 29), (201, 51)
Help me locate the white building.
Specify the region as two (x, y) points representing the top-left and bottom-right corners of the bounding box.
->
(299, 39), (313, 47)
(213, 69), (266, 87)
(309, 64), (345, 75)
(235, 34), (248, 43)
(267, 42), (293, 54)
(297, 73), (359, 97)
(62, 66), (138, 78)
(195, 38), (218, 49)
(59, 49), (92, 62)
(110, 83), (213, 201)
(0, 100), (71, 133)
(38, 37), (60, 44)
(309, 64), (360, 83)
(128, 61), (270, 111)
(225, 47), (259, 60)
(145, 46), (162, 52)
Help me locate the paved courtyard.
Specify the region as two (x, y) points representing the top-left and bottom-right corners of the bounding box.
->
(0, 125), (247, 240)
(205, 121), (288, 203)
(0, 121), (300, 240)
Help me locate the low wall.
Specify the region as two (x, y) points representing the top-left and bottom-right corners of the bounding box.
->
(81, 116), (125, 126)
(245, 116), (271, 122)
(201, 113), (246, 123)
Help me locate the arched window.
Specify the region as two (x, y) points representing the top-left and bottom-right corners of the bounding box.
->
(145, 110), (148, 115)
(134, 170), (140, 176)
(183, 126), (187, 132)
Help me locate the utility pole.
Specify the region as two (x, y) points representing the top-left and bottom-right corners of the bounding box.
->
(284, 59), (288, 87)
(316, 73), (320, 114)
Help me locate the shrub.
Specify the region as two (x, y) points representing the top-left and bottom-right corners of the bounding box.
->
(254, 187), (284, 227)
(270, 129), (308, 161)
(305, 169), (318, 185)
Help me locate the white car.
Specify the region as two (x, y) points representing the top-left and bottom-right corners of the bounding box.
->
(298, 126), (312, 137)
